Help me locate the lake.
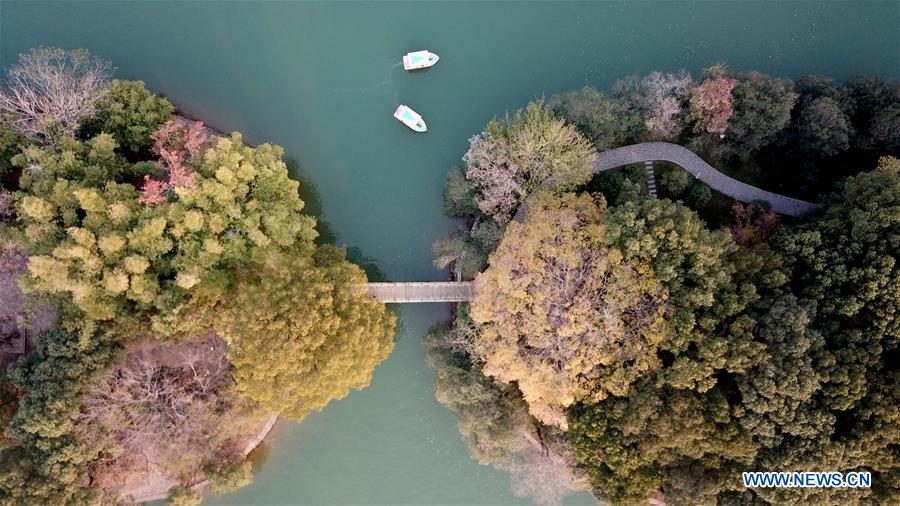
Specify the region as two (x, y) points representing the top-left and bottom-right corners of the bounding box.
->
(2, 1), (898, 504)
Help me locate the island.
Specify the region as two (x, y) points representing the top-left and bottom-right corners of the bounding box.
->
(0, 48), (396, 505)
(427, 69), (898, 505)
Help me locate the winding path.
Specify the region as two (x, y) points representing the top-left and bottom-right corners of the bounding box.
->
(594, 142), (814, 216)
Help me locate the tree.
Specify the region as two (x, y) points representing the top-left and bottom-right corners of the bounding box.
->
(470, 219), (504, 251)
(1, 328), (119, 504)
(565, 159), (900, 505)
(865, 104), (900, 152)
(166, 485), (202, 506)
(843, 75), (899, 134)
(688, 74), (735, 136)
(463, 102), (597, 223)
(729, 202), (779, 248)
(206, 460), (254, 494)
(774, 156), (900, 411)
(0, 378), (20, 451)
(432, 231), (486, 281)
(659, 164), (691, 195)
(470, 192), (669, 428)
(443, 166), (479, 219)
(426, 326), (588, 505)
(0, 189), (14, 223)
(727, 71), (798, 155)
(219, 246), (396, 420)
(581, 164), (646, 206)
(138, 120), (207, 205)
(797, 96), (851, 157)
(76, 336), (265, 490)
(0, 48), (113, 142)
(0, 120), (25, 179)
(549, 86), (646, 150)
(15, 132), (318, 333)
(640, 70), (694, 140)
(426, 326), (533, 467)
(88, 79), (175, 154)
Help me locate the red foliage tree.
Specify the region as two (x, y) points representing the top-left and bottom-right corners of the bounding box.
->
(689, 76), (736, 136)
(729, 202), (779, 248)
(139, 120), (209, 205)
(137, 176), (169, 206)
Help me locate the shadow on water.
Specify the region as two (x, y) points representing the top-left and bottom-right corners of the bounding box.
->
(284, 158), (389, 283)
(284, 158), (337, 245)
(245, 431), (273, 474)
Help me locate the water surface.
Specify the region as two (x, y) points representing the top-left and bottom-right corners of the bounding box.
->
(2, 1), (898, 504)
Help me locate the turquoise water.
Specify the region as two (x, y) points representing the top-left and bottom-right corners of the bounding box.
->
(2, 1), (898, 504)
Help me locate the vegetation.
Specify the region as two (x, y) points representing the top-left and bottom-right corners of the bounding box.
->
(0, 48), (395, 502)
(0, 48), (113, 142)
(461, 101), (597, 224)
(220, 246), (395, 420)
(83, 79), (175, 155)
(426, 326), (588, 505)
(433, 67), (899, 505)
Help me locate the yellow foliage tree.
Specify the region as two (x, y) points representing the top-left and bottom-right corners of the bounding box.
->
(471, 192), (669, 429)
(15, 133), (317, 336)
(220, 246), (396, 420)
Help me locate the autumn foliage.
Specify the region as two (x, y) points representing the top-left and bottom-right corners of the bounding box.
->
(688, 75), (736, 135)
(729, 202), (778, 248)
(139, 120), (208, 205)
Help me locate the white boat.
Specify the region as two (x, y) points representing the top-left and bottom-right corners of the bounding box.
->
(393, 105), (427, 132)
(402, 50), (440, 70)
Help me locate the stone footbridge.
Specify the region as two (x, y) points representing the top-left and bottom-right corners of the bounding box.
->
(359, 282), (474, 303)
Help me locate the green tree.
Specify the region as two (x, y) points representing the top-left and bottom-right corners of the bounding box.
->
(86, 79), (175, 155)
(866, 104), (900, 152)
(442, 166), (480, 219)
(470, 219), (504, 251)
(797, 96), (851, 157)
(549, 86), (646, 150)
(0, 378), (20, 451)
(0, 120), (25, 181)
(220, 246), (395, 420)
(432, 231), (486, 281)
(727, 72), (798, 156)
(426, 326), (588, 505)
(206, 460), (254, 494)
(1, 328), (119, 504)
(580, 164), (646, 206)
(774, 156), (900, 411)
(166, 485), (202, 506)
(426, 326), (533, 467)
(565, 159), (900, 505)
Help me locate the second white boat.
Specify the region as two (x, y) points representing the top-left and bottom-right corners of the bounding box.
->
(393, 105), (427, 132)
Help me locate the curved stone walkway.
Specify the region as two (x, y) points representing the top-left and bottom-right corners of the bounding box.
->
(594, 142), (814, 216)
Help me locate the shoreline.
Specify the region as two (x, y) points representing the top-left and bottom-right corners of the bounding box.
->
(123, 413), (280, 504)
(123, 113), (276, 504)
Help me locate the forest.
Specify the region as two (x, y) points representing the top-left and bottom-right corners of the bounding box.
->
(431, 67), (899, 505)
(0, 48), (396, 504)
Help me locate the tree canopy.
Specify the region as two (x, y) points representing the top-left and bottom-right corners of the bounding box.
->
(471, 192), (670, 428)
(463, 101), (597, 223)
(15, 128), (317, 334)
(220, 246), (396, 420)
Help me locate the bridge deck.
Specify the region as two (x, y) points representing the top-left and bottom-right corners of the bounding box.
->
(362, 282), (474, 303)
